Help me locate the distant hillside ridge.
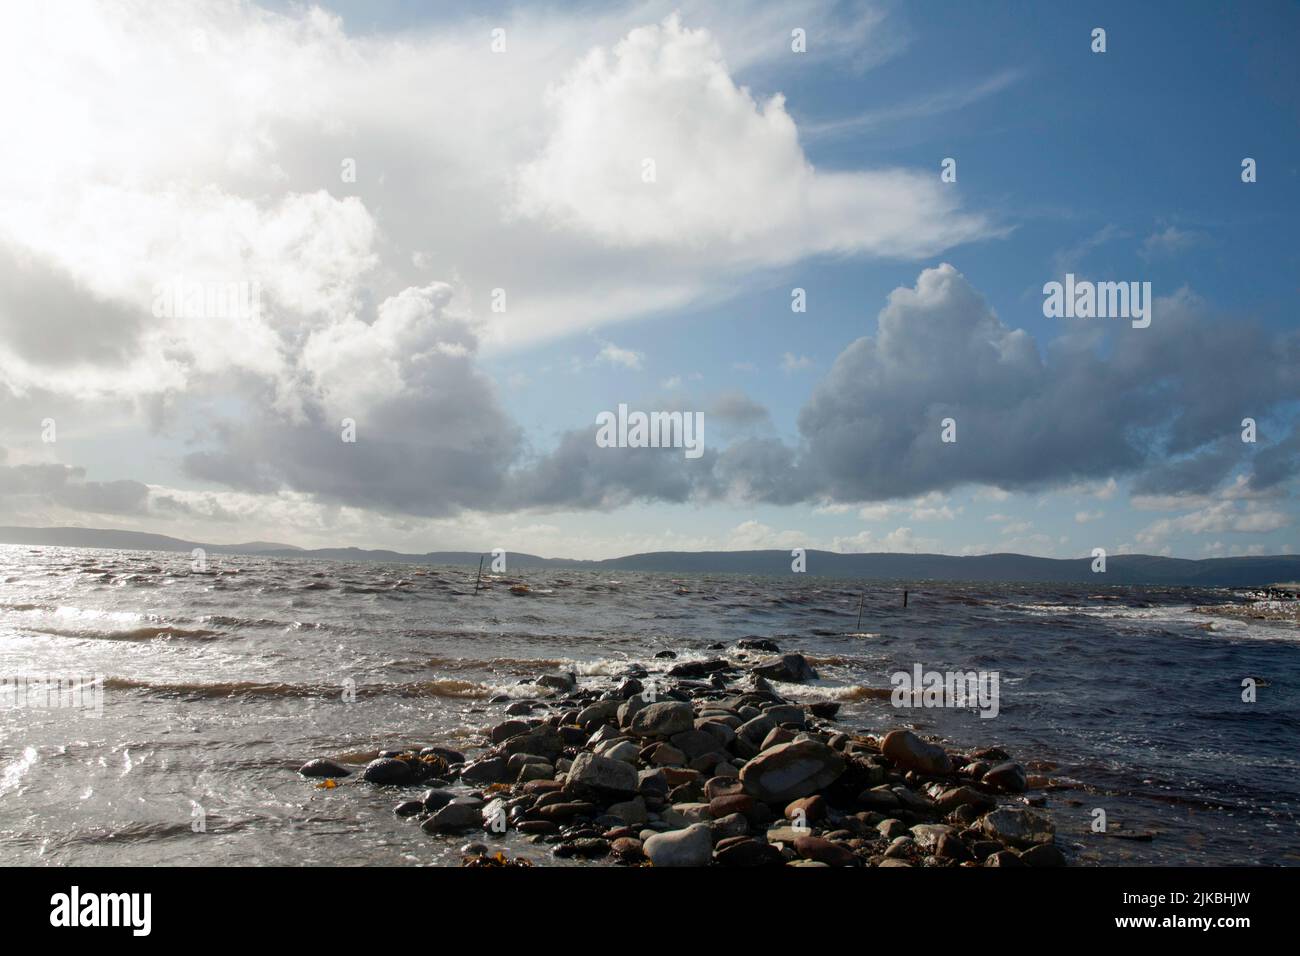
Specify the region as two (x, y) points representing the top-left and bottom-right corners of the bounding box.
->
(2, 526), (1298, 586)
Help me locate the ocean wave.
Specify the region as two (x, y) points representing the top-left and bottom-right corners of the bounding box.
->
(29, 624), (221, 642)
(101, 676), (490, 700)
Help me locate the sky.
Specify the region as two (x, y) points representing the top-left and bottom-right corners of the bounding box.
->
(0, 0), (1297, 560)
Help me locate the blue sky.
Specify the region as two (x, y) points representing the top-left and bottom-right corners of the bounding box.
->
(0, 1), (1296, 559)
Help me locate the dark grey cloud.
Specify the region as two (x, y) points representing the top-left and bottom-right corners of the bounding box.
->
(181, 285), (523, 517)
(170, 265), (1299, 516)
(505, 427), (718, 511)
(1250, 423), (1300, 492)
(0, 458), (150, 516)
(777, 266), (1299, 503)
(0, 244), (145, 367)
(708, 390), (771, 430)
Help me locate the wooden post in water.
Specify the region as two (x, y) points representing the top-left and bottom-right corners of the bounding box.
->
(474, 554), (485, 594)
(903, 589), (909, 608)
(856, 592), (865, 631)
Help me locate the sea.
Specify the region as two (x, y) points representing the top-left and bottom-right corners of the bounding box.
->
(1, 543), (1297, 866)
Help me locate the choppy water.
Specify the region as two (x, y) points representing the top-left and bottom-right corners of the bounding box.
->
(1, 543), (1297, 866)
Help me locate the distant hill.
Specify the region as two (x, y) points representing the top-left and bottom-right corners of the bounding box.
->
(1, 525), (1297, 587)
(0, 526), (299, 555)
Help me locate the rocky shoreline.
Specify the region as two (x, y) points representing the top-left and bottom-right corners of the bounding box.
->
(298, 643), (1065, 867)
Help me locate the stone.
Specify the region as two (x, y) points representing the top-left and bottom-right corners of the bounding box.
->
(892, 786), (937, 813)
(709, 794), (755, 819)
(596, 739), (640, 763)
(663, 802), (712, 828)
(752, 654), (818, 683)
(553, 838), (610, 858)
(935, 785), (997, 813)
(422, 798), (483, 832)
(564, 751), (639, 797)
(506, 752), (549, 774)
(984, 849), (1026, 867)
(793, 835), (855, 867)
(490, 719), (530, 743)
(739, 739), (845, 803)
(935, 832), (973, 862)
(766, 825), (805, 845)
(982, 761), (1028, 793)
(517, 762), (554, 783)
(881, 730), (953, 776)
(736, 714), (777, 745)
(577, 700), (621, 727)
(504, 701), (535, 716)
(980, 807), (1055, 849)
(501, 725), (565, 761)
(459, 756), (509, 785)
(420, 746), (465, 765)
(298, 758), (351, 778)
(606, 796), (648, 826)
(558, 726), (587, 747)
(617, 696), (651, 727)
(588, 724), (624, 748)
(517, 820), (558, 835)
(714, 836), (781, 866)
(521, 779), (563, 795)
(696, 720), (737, 749)
(784, 795), (827, 824)
(628, 701), (696, 738)
(644, 823), (713, 867)
(669, 729), (722, 760)
(761, 704), (806, 726)
(536, 801), (596, 821)
(857, 787), (902, 811)
(421, 788), (455, 812)
(689, 752), (728, 774)
(362, 757), (415, 786)
(705, 776), (745, 800)
(711, 812), (750, 839)
(647, 743), (688, 766)
(666, 659), (729, 678)
(909, 824), (956, 850)
(737, 638), (780, 652)
(760, 727), (797, 751)
(394, 800), (424, 817)
(1020, 843), (1067, 867)
(877, 818), (909, 840)
(537, 672), (576, 692)
(611, 837), (645, 862)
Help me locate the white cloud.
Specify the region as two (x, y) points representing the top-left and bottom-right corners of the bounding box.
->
(596, 343), (645, 370)
(514, 15), (992, 264)
(726, 519), (807, 550)
(1136, 501), (1291, 546)
(0, 1), (994, 409)
(1140, 225), (1206, 261)
(833, 525), (938, 553)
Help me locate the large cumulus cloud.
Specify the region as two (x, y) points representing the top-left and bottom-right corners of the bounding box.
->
(788, 265), (1298, 502)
